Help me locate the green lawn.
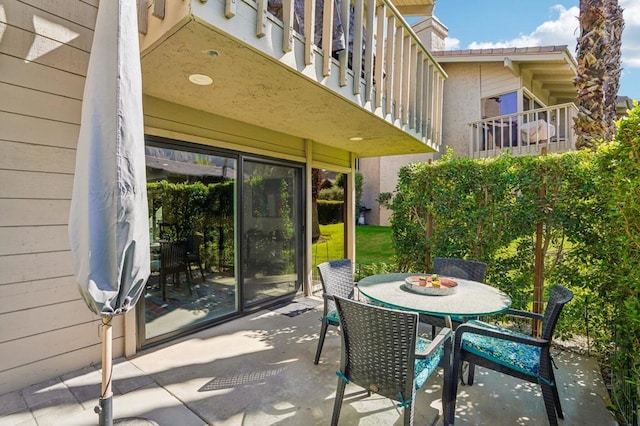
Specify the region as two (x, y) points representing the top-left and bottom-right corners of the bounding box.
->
(311, 224), (394, 268)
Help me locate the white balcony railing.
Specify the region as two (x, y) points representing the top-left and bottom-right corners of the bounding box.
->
(469, 103), (578, 158)
(138, 0), (446, 149)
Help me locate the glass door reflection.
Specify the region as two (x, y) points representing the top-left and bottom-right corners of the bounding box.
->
(144, 146), (237, 341)
(242, 160), (302, 306)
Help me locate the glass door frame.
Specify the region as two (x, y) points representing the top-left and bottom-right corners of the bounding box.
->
(137, 137), (306, 349)
(238, 155), (305, 311)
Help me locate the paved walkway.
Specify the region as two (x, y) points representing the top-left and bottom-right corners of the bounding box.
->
(0, 297), (618, 425)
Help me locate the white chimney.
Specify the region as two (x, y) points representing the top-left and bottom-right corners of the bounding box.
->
(412, 15), (448, 52)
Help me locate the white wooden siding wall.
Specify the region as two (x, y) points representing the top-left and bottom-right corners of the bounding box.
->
(0, 0), (128, 394)
(480, 63), (519, 98)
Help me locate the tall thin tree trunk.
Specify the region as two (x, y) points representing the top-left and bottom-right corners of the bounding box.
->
(575, 0), (625, 148)
(604, 0), (624, 139)
(575, 0), (607, 150)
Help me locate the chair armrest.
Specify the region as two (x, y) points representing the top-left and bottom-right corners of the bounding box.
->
(505, 308), (544, 322)
(322, 293), (335, 301)
(416, 327), (452, 359)
(454, 322), (548, 348)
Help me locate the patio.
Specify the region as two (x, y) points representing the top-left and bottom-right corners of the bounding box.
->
(0, 296), (617, 425)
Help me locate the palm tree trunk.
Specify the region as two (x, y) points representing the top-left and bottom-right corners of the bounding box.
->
(604, 0), (624, 138)
(574, 0), (625, 148)
(575, 0), (607, 150)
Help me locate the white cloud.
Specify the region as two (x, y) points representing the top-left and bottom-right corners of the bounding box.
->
(444, 37), (460, 50)
(620, 0), (640, 69)
(462, 3), (639, 71)
(466, 6), (579, 50)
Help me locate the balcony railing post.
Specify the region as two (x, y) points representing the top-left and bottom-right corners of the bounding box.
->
(321, 0), (334, 76)
(304, 0), (315, 65)
(282, 0), (294, 52)
(352, 0), (364, 94)
(374, 3), (386, 111)
(256, 0), (267, 37)
(363, 0), (376, 102)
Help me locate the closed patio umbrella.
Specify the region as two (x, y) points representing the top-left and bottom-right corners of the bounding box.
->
(68, 1), (149, 425)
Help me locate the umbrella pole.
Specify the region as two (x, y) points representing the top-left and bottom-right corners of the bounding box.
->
(98, 316), (113, 426)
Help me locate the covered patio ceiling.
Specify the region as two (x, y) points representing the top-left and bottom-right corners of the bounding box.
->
(138, 8), (438, 158)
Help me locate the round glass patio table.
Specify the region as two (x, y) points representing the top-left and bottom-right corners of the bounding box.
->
(357, 273), (512, 328)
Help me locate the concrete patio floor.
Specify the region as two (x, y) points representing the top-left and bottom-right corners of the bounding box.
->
(0, 296), (618, 425)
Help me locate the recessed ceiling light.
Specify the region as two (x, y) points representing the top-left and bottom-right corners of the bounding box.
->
(189, 74), (213, 86)
(349, 136), (363, 141)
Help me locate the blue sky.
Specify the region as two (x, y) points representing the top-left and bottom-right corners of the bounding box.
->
(419, 1), (640, 101)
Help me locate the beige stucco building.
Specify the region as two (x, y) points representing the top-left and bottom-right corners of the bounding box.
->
(0, 0), (446, 394)
(360, 15), (579, 226)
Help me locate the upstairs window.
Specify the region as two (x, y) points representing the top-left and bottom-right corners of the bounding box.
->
(482, 91), (517, 119)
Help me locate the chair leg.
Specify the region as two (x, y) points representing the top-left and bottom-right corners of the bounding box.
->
(442, 358), (452, 425)
(448, 353), (463, 424)
(549, 365), (564, 419)
(161, 271), (167, 301)
(198, 262), (206, 282)
(540, 382), (559, 426)
(314, 319), (329, 365)
(331, 379), (346, 426)
(466, 362), (476, 385)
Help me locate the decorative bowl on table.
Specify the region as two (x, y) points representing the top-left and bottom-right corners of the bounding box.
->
(404, 275), (458, 296)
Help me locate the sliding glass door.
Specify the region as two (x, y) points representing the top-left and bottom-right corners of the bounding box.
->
(143, 144), (238, 342)
(242, 160), (303, 306)
(139, 139), (304, 346)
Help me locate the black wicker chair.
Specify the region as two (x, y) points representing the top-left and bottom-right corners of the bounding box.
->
(331, 296), (452, 426)
(448, 285), (573, 425)
(421, 258), (488, 338)
(314, 259), (356, 365)
(186, 234), (205, 282)
(159, 240), (189, 300)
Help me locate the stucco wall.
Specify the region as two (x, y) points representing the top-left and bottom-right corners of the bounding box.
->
(359, 153), (430, 226)
(439, 62), (482, 156)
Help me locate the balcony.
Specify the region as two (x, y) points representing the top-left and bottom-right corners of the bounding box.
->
(137, 0), (445, 158)
(469, 103), (578, 158)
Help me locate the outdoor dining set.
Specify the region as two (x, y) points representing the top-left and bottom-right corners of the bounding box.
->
(313, 258), (573, 426)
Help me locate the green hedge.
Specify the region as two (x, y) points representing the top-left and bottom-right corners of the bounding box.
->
(318, 199), (344, 224)
(388, 103), (640, 418)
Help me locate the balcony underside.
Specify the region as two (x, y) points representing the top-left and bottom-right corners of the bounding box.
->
(139, 3), (438, 158)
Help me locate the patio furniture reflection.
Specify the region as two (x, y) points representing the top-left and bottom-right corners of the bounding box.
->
(160, 240), (189, 301)
(314, 258), (356, 365)
(331, 296), (452, 426)
(186, 234), (205, 282)
(449, 285), (573, 426)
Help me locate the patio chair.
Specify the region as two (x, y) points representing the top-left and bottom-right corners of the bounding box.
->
(448, 285), (573, 426)
(421, 257), (488, 338)
(314, 259), (356, 365)
(160, 240), (189, 300)
(186, 234), (205, 282)
(331, 296), (452, 426)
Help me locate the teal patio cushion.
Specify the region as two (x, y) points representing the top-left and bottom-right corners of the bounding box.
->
(461, 320), (540, 377)
(414, 336), (445, 389)
(324, 309), (339, 323)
